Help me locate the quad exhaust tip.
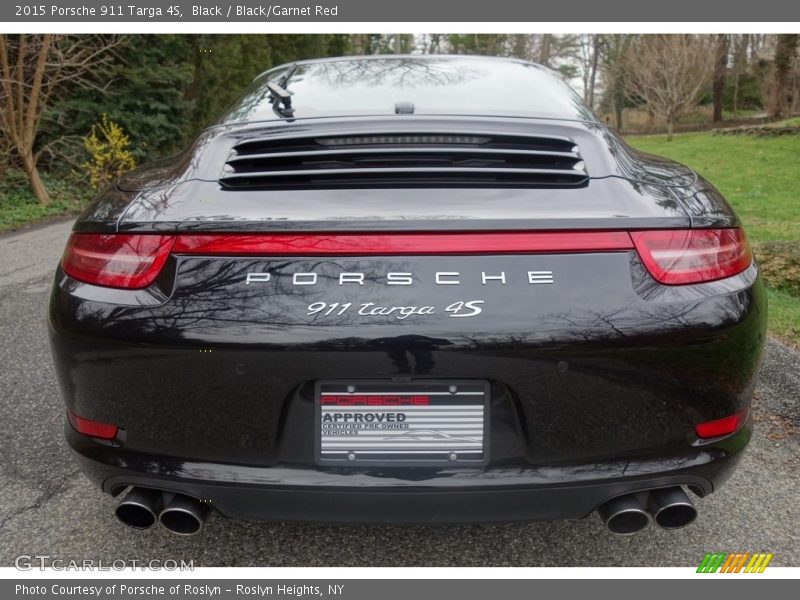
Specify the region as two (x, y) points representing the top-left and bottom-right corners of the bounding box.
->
(598, 486), (697, 534)
(648, 486), (698, 530)
(597, 493), (651, 535)
(114, 487), (163, 529)
(118, 485), (695, 536)
(158, 494), (209, 536)
(115, 487), (209, 535)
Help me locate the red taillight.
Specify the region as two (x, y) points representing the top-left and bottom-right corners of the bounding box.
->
(695, 409), (749, 439)
(171, 231), (634, 255)
(67, 411), (118, 440)
(61, 228), (751, 289)
(631, 228), (752, 285)
(62, 233), (174, 289)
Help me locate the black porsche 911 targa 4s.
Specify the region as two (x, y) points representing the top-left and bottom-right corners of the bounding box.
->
(49, 55), (766, 536)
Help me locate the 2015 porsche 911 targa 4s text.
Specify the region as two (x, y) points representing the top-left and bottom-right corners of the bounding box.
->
(49, 55), (767, 536)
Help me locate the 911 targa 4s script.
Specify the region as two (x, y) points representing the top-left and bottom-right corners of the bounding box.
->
(49, 55), (767, 536)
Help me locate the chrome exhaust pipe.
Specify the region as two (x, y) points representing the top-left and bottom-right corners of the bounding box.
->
(648, 486), (697, 530)
(114, 487), (163, 529)
(158, 494), (209, 536)
(597, 493), (651, 535)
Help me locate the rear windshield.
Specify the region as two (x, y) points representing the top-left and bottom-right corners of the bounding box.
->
(217, 56), (596, 123)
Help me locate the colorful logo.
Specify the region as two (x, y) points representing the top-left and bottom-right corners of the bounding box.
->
(697, 552), (773, 573)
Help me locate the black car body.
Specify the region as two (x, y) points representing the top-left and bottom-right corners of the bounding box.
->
(49, 56), (766, 534)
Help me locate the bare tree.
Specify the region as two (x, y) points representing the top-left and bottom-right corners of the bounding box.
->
(349, 34), (368, 55)
(510, 34), (534, 60)
(0, 34), (120, 203)
(769, 34), (799, 118)
(392, 34), (414, 54)
(625, 35), (715, 140)
(600, 34), (634, 131)
(712, 34), (730, 122)
(577, 35), (602, 109)
(539, 34), (552, 65)
(421, 34), (444, 54)
(730, 34), (750, 118)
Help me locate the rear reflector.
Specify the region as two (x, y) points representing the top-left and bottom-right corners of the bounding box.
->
(172, 231), (635, 256)
(62, 233), (174, 289)
(67, 411), (118, 440)
(695, 409), (749, 439)
(631, 228), (752, 285)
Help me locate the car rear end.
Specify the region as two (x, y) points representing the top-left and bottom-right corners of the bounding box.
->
(49, 58), (767, 534)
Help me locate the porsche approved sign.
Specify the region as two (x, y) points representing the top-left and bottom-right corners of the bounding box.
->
(315, 380), (489, 467)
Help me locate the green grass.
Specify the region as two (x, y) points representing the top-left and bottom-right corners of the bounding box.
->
(629, 132), (800, 346)
(766, 117), (800, 128)
(722, 108), (763, 120)
(0, 170), (90, 233)
(766, 289), (800, 349)
(628, 133), (800, 242)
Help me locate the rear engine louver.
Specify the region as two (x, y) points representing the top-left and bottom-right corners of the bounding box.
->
(219, 133), (588, 190)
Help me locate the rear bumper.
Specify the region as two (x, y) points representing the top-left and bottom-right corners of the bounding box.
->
(51, 251), (766, 523)
(69, 421), (749, 524)
(50, 259), (767, 464)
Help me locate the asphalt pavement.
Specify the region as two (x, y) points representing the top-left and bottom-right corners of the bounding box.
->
(0, 218), (798, 567)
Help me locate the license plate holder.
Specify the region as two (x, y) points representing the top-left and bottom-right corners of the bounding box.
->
(315, 380), (489, 467)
